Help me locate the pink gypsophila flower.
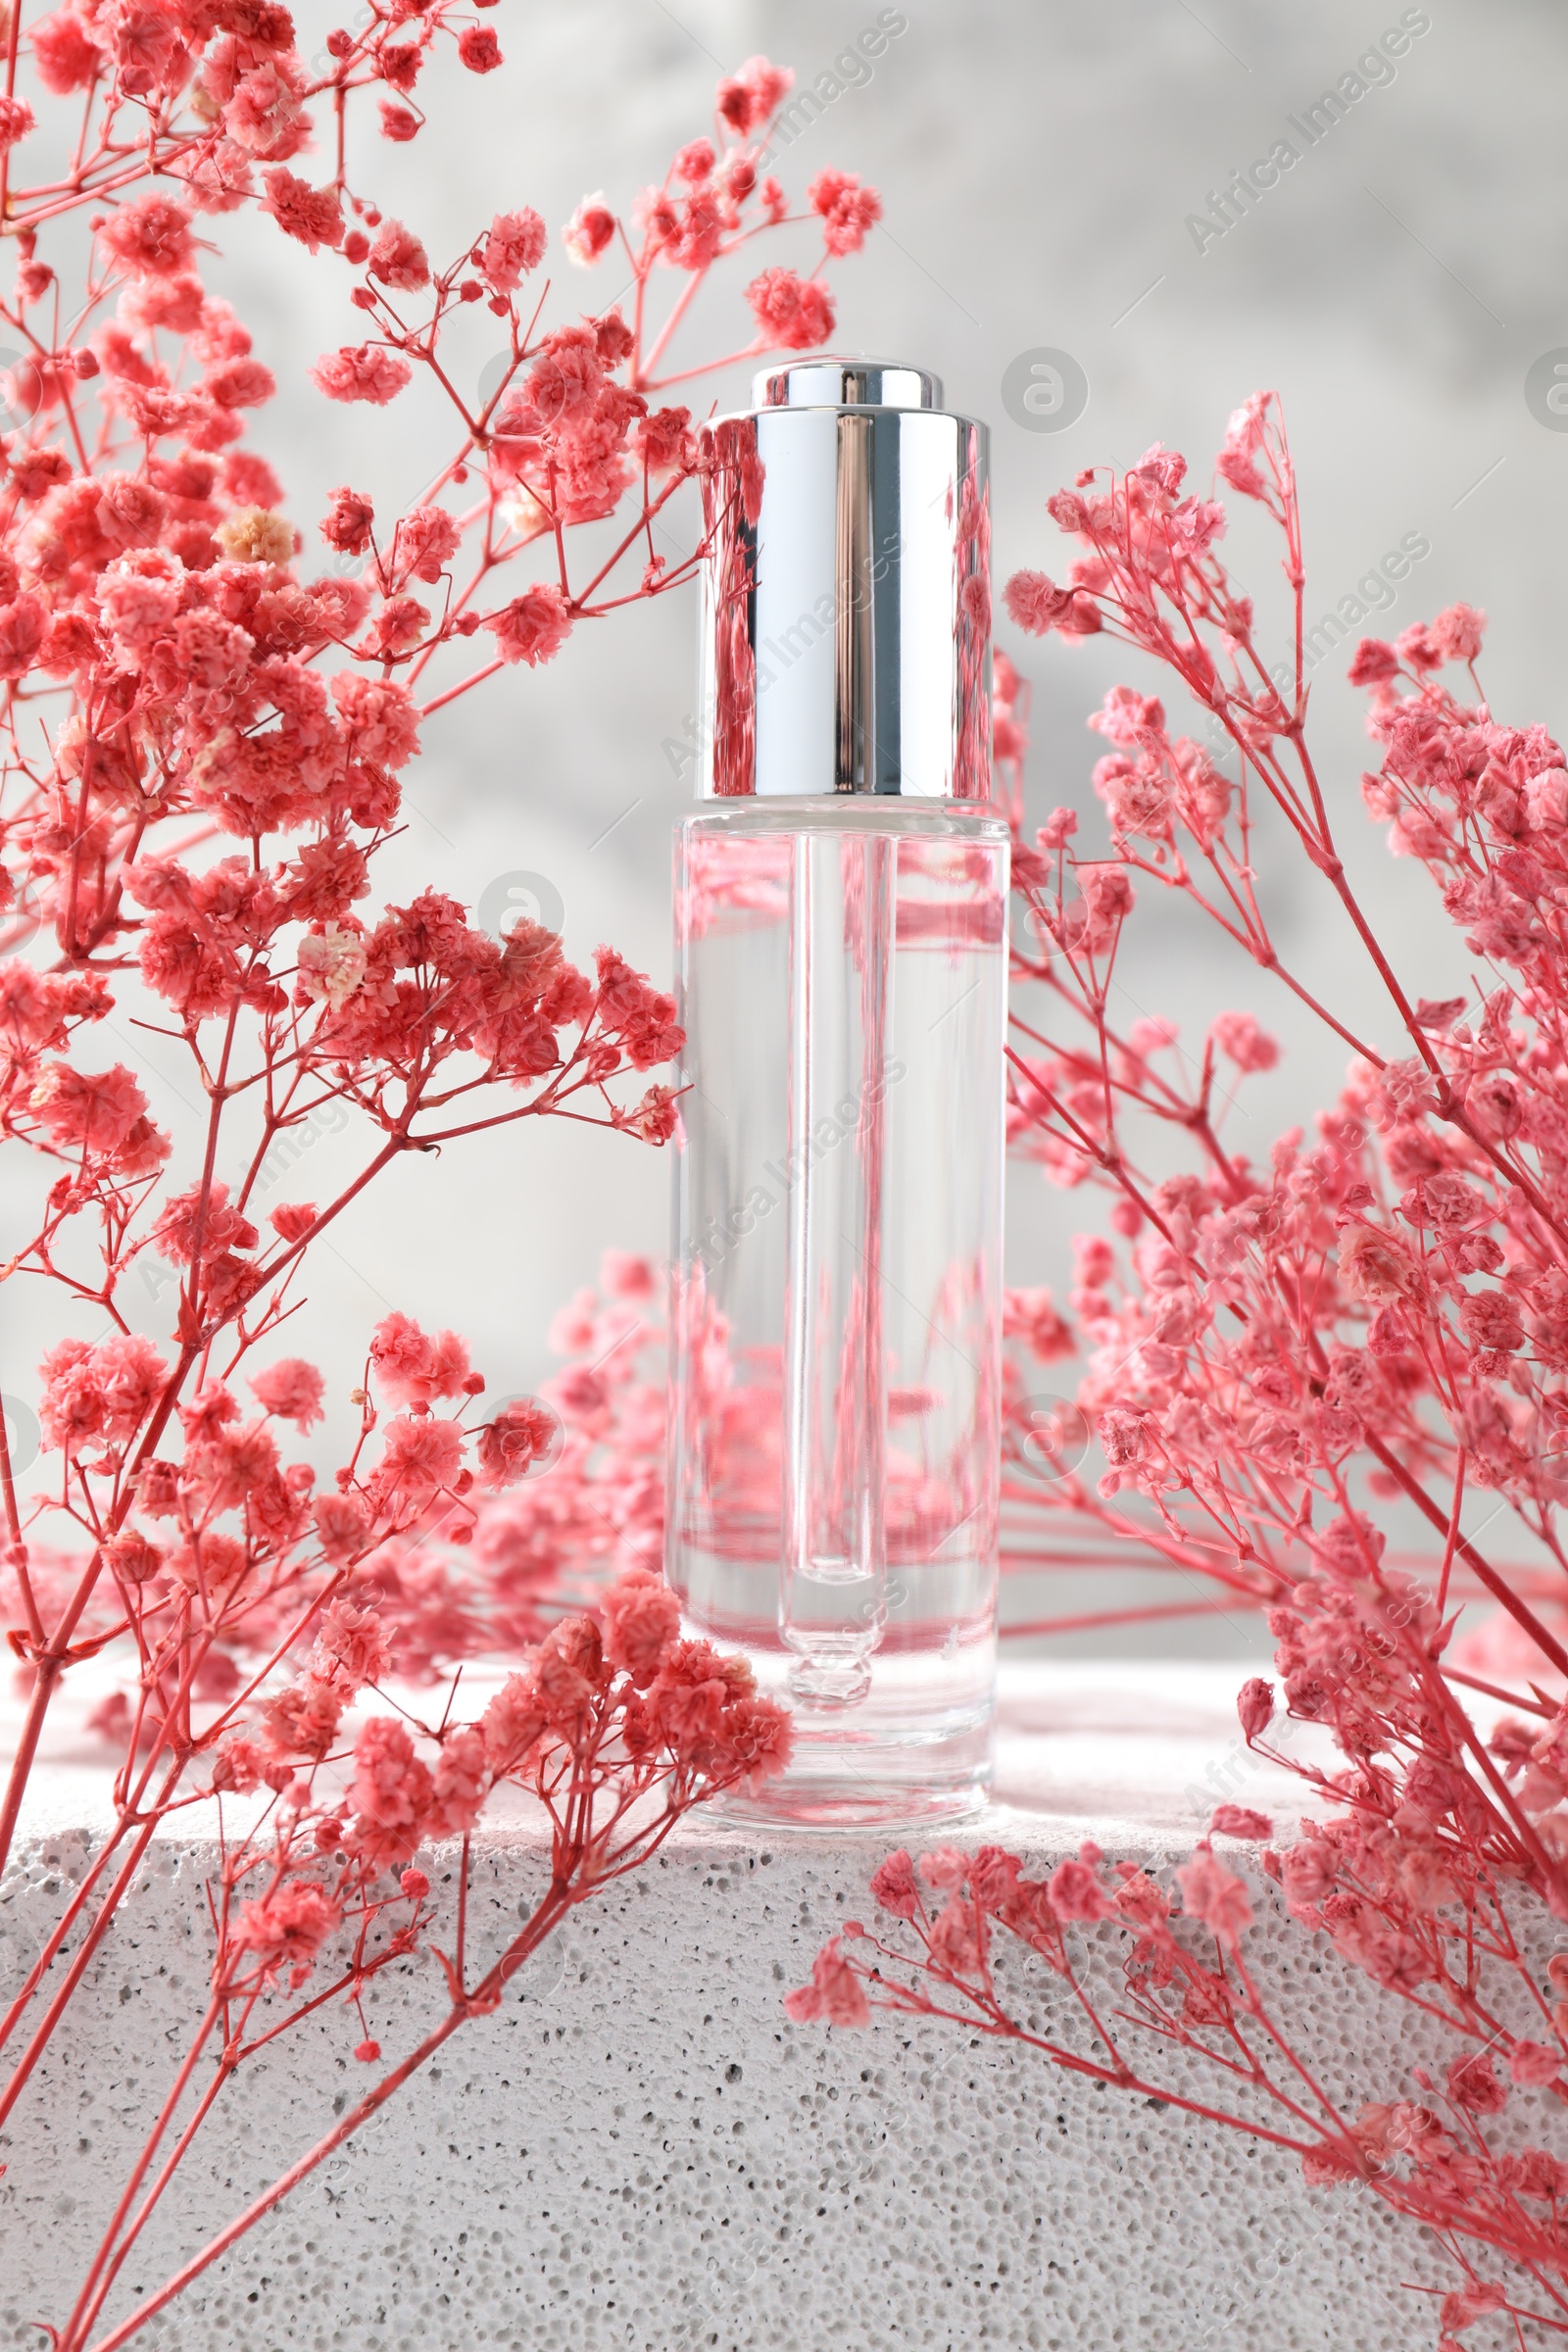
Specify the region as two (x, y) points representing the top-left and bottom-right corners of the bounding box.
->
(95, 1333), (169, 1441)
(222, 60), (307, 158)
(1175, 1846), (1254, 1945)
(99, 195), (194, 278)
(311, 1599), (391, 1694)
(176, 1380), (238, 1444)
(203, 358), (276, 412)
(388, 504), (461, 585)
(311, 345), (412, 405)
(1441, 2285), (1507, 2333)
(716, 55), (792, 134)
(745, 267), (834, 351)
(1432, 602), (1486, 662)
(0, 96), (35, 149)
(210, 1737), (268, 1794)
(321, 485), (374, 554)
(314, 1491), (368, 1563)
(1090, 685), (1165, 745)
(870, 1850), (921, 1919)
(564, 192), (614, 266)
(634, 406), (693, 473)
(1509, 2040), (1562, 2087)
(99, 560), (180, 662)
(1047, 1856), (1116, 1921)
(30, 9), (99, 94)
(915, 1848), (966, 1897)
(370, 1415), (465, 1512)
(1348, 637), (1399, 685)
(458, 25), (502, 72)
(481, 208), (547, 292)
(248, 1357), (325, 1428)
(477, 1397), (559, 1487)
(783, 1937), (869, 2026)
(349, 1717), (434, 1864)
(368, 220), (429, 290)
(262, 1675), (342, 1762)
(428, 1725), (488, 1835)
(593, 948), (682, 1068)
(807, 170), (882, 256)
(1209, 1804), (1274, 1839)
(648, 1640), (729, 1748)
(369, 1311), (471, 1407)
(1003, 570), (1102, 638)
(40, 1332), (168, 1453)
(0, 594), (49, 678)
(480, 1672), (546, 1774)
(297, 925), (368, 1008)
(262, 169), (343, 253)
(270, 1201), (317, 1244)
(601, 1567), (680, 1688)
(485, 583), (573, 667)
(332, 672), (420, 765)
(1209, 1011), (1280, 1071)
(30, 1061), (149, 1153)
(150, 1178), (257, 1267)
(673, 138), (714, 183)
(229, 1882), (340, 1984)
(928, 1893), (988, 1977)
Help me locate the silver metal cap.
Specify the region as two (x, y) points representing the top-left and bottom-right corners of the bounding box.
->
(696, 356), (991, 800)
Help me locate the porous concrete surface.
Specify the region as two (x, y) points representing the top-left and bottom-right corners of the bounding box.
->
(2, 1665), (1453, 2350)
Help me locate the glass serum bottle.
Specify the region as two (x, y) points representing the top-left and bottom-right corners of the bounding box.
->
(666, 360), (1008, 1824)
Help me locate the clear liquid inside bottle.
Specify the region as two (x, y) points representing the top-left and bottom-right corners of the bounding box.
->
(667, 798), (1009, 1824)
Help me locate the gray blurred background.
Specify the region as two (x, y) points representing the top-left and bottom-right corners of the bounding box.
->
(11, 0), (1568, 1652)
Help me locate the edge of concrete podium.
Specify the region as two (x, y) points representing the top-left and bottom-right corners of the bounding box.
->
(1, 1663), (1462, 2351)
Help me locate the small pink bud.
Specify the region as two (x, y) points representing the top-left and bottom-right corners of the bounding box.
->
(1238, 1678), (1274, 1741)
(354, 2037), (380, 2063)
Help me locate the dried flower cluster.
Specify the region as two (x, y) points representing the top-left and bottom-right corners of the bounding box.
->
(0, 15), (870, 2344)
(792, 396), (1568, 2345)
